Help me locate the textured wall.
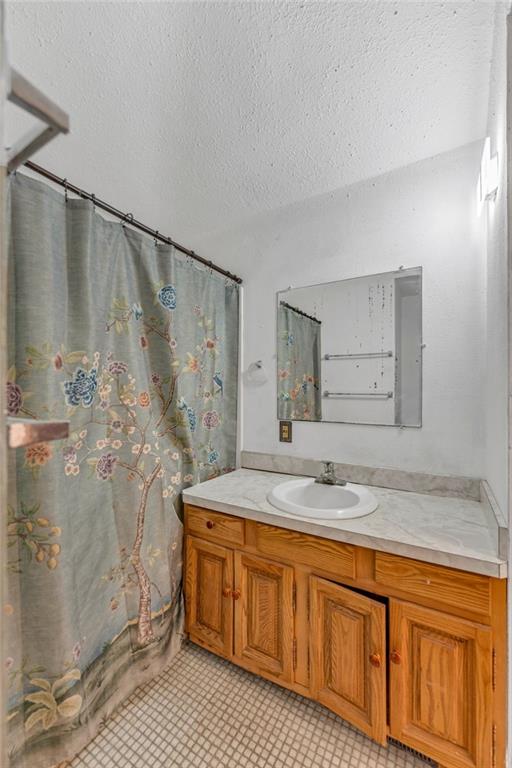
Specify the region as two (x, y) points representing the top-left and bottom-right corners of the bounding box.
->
(479, 7), (510, 763)
(201, 142), (488, 480)
(483, 5), (509, 517)
(5, 1), (506, 483)
(6, 1), (496, 249)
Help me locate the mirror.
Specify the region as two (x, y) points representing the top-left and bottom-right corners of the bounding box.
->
(276, 267), (422, 426)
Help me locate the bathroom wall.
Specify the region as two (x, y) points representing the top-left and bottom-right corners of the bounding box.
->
(6, 1), (506, 497)
(5, 1), (499, 248)
(483, 5), (509, 519)
(202, 141), (488, 481)
(6, 0), (504, 493)
(481, 7), (510, 763)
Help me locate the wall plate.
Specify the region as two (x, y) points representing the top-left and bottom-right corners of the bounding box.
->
(279, 420), (292, 443)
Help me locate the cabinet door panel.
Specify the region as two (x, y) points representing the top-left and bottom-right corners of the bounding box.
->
(389, 599), (492, 768)
(309, 576), (387, 745)
(185, 536), (233, 657)
(234, 552), (294, 683)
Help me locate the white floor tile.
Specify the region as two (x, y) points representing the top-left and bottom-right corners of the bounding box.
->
(70, 642), (433, 768)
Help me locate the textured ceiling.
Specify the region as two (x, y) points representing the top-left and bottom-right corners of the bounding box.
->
(6, 1), (498, 244)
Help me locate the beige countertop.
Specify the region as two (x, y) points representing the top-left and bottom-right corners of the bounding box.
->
(183, 468), (507, 578)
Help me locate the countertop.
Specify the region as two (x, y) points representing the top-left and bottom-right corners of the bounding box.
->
(183, 468), (507, 578)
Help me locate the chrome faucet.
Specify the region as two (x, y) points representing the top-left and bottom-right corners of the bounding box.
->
(315, 461), (347, 486)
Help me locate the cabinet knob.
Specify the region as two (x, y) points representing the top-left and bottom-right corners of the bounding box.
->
(206, 520), (214, 529)
(222, 587), (231, 598)
(369, 652), (381, 668)
(232, 590), (241, 600)
(390, 650), (401, 665)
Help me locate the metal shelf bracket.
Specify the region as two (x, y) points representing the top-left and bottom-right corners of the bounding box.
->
(6, 66), (69, 172)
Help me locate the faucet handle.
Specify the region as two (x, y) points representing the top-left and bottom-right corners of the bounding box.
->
(322, 461), (334, 471)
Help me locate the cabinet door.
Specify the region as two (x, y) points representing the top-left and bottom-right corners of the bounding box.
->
(233, 552), (295, 683)
(185, 536), (234, 658)
(309, 576), (387, 745)
(389, 599), (493, 768)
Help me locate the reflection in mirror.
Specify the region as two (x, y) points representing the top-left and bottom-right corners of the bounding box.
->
(276, 267), (422, 426)
(277, 301), (323, 421)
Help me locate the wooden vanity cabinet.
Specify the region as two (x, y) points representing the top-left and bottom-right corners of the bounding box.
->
(233, 552), (295, 683)
(184, 504), (506, 768)
(309, 576), (387, 745)
(388, 600), (493, 768)
(185, 536), (234, 658)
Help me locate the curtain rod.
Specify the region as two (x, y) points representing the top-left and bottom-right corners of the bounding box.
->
(280, 300), (321, 324)
(21, 161), (243, 285)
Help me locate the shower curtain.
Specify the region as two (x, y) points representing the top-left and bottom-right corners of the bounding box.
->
(277, 302), (321, 421)
(5, 173), (239, 768)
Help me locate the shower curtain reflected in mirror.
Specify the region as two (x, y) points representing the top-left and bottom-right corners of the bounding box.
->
(277, 302), (321, 421)
(5, 174), (239, 768)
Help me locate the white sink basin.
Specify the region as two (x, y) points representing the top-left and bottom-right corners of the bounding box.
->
(267, 478), (378, 520)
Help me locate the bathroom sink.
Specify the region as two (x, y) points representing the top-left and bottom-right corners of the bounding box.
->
(267, 478), (378, 520)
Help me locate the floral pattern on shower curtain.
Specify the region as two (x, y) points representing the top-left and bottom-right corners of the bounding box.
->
(5, 174), (239, 767)
(277, 302), (321, 421)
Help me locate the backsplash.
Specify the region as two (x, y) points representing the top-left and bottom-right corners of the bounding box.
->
(240, 450), (482, 501)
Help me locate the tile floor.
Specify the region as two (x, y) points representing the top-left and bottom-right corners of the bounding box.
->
(70, 642), (432, 768)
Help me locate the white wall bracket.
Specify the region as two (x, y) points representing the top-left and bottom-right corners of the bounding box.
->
(3, 60), (70, 449)
(6, 66), (69, 172)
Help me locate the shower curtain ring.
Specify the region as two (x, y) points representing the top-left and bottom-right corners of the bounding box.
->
(91, 193), (96, 208)
(122, 212), (134, 228)
(154, 230), (159, 246)
(63, 178), (68, 202)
